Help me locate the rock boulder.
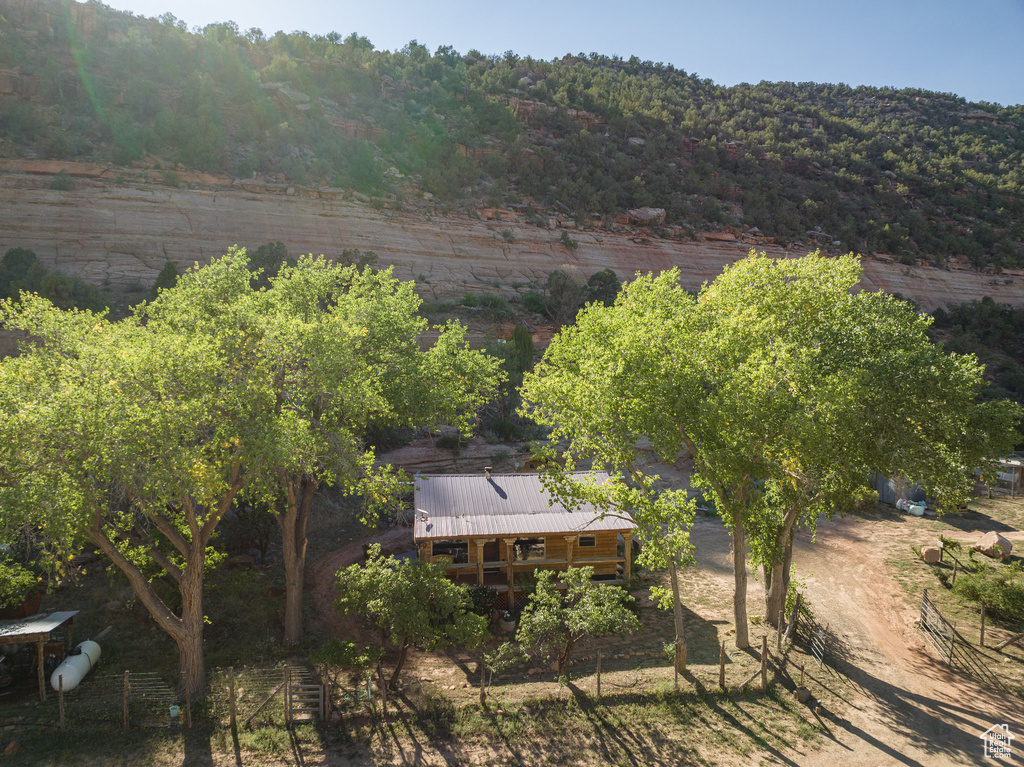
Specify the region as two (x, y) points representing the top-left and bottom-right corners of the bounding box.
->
(627, 207), (666, 226)
(973, 531), (1012, 561)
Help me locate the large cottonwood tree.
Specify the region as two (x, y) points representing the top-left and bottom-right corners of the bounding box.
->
(0, 250), (501, 695)
(0, 285), (258, 696)
(522, 251), (1019, 649)
(143, 249), (502, 644)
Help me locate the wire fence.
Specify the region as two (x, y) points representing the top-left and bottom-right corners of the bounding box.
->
(919, 589), (1005, 691)
(10, 627), (833, 734)
(16, 662), (332, 733)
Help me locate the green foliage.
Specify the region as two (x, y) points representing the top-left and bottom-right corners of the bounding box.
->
(559, 231), (579, 251)
(0, 560), (38, 609)
(248, 241), (293, 286)
(931, 298), (1024, 426)
(784, 567), (813, 622)
(461, 293), (479, 307)
(586, 269), (621, 306)
(468, 584), (499, 616)
(514, 567), (640, 676)
(308, 639), (382, 674)
(522, 250), (1021, 647)
(338, 248), (379, 271)
(544, 269), (587, 326)
(0, 247), (106, 311)
(48, 169), (74, 191)
(479, 293), (512, 318)
(148, 261), (179, 300)
(952, 560), (1024, 621)
(508, 323), (535, 377)
(1, 6), (1021, 264)
(334, 544), (489, 686)
(521, 291), (545, 315)
(0, 246), (502, 689)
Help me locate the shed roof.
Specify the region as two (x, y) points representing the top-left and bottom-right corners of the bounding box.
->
(0, 610), (78, 643)
(413, 472), (634, 540)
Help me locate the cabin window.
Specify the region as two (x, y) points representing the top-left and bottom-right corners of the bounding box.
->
(578, 535), (596, 548)
(432, 539), (469, 564)
(513, 537), (546, 562)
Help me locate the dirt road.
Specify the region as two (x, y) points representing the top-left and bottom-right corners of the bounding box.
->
(788, 516), (1021, 766)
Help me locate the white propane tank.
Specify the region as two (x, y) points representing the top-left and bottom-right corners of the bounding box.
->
(50, 640), (101, 691)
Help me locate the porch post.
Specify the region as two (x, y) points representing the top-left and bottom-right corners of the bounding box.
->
(564, 536), (576, 567)
(622, 532), (633, 582)
(504, 539), (515, 607)
(475, 539), (486, 584)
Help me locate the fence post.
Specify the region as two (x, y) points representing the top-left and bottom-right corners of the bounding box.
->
(799, 664), (805, 687)
(718, 641), (726, 690)
(284, 667), (292, 727)
(228, 666), (236, 728)
(980, 605), (986, 647)
(760, 635), (768, 691)
(596, 650), (602, 699)
(123, 671), (130, 730)
(58, 674), (65, 733)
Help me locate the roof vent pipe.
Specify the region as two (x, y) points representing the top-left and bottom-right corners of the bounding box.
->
(484, 466), (492, 479)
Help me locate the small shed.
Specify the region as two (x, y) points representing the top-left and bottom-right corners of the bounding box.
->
(413, 472), (635, 610)
(0, 610), (78, 701)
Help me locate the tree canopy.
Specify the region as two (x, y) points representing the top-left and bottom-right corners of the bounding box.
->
(334, 544), (489, 687)
(522, 251), (1020, 648)
(0, 248), (502, 691)
(513, 567), (639, 677)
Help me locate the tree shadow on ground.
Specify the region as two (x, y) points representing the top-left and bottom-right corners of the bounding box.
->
(180, 725), (215, 767)
(820, 643), (1021, 766)
(935, 508), (1018, 534)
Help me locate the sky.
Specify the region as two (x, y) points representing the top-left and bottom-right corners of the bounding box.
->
(95, 0), (1024, 106)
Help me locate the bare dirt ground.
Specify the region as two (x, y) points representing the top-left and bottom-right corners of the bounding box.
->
(306, 526), (416, 641)
(303, 499), (1024, 766)
(790, 512), (1024, 767)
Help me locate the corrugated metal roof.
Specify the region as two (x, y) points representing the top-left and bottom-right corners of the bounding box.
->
(413, 472), (634, 540)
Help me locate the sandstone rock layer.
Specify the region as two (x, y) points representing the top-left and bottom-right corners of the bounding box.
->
(1, 175), (1023, 311)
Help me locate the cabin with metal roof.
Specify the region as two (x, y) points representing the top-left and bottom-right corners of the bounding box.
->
(413, 471), (635, 610)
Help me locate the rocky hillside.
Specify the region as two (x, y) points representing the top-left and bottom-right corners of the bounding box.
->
(1, 0), (1023, 274)
(1, 159), (1021, 313)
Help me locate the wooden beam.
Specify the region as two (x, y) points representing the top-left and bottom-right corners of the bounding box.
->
(475, 540), (485, 584)
(622, 533), (633, 582)
(504, 539), (515, 607)
(37, 640), (45, 702)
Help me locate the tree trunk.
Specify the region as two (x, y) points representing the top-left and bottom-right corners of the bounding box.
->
(177, 539), (208, 697)
(731, 511), (750, 649)
(763, 507), (800, 629)
(279, 478), (317, 645)
(764, 538), (795, 630)
(175, 618), (206, 699)
(558, 635), (576, 677)
(389, 640), (410, 689)
(668, 559), (686, 669)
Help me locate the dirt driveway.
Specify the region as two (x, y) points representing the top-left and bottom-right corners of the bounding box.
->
(787, 514), (1022, 767)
